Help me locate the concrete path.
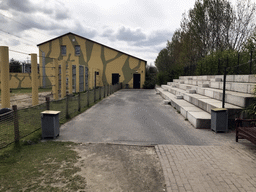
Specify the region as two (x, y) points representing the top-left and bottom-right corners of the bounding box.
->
(57, 89), (256, 192)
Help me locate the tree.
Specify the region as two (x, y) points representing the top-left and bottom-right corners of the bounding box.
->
(143, 65), (157, 89)
(155, 0), (256, 80)
(155, 48), (171, 73)
(230, 0), (256, 51)
(9, 58), (21, 73)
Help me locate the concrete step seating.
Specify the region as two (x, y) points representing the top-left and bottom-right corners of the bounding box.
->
(156, 75), (256, 129)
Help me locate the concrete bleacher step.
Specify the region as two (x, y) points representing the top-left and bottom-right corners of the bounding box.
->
(161, 85), (242, 119)
(179, 74), (256, 83)
(156, 87), (211, 129)
(166, 82), (254, 108)
(171, 79), (255, 94)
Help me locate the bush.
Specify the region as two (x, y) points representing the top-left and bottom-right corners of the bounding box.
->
(143, 76), (156, 89)
(156, 72), (168, 85)
(143, 66), (157, 89)
(244, 86), (256, 118)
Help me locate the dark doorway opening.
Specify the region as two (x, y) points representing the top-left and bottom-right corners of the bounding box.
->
(112, 73), (119, 85)
(133, 74), (141, 89)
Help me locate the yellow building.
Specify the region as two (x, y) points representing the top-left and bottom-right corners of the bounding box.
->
(37, 32), (146, 90)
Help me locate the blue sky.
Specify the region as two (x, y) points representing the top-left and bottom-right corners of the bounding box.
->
(0, 0), (254, 65)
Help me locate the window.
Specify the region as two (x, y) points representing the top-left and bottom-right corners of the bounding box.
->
(61, 45), (66, 56)
(75, 45), (80, 56)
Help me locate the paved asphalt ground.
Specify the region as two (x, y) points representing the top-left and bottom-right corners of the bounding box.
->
(58, 89), (256, 192)
(59, 89), (233, 146)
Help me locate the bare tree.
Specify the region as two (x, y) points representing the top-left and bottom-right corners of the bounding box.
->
(230, 0), (256, 51)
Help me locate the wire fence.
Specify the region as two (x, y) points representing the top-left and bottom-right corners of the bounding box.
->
(0, 83), (122, 149)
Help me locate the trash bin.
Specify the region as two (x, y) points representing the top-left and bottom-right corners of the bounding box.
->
(211, 108), (228, 133)
(41, 110), (61, 139)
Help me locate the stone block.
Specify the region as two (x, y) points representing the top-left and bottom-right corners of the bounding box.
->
(249, 75), (256, 83)
(210, 81), (220, 89)
(220, 82), (231, 91)
(194, 87), (202, 95)
(226, 75), (235, 82)
(202, 83), (209, 88)
(180, 107), (187, 118)
(234, 75), (249, 83)
(198, 100), (207, 111)
(187, 112), (211, 129)
(226, 94), (245, 107)
(202, 76), (208, 80)
(248, 84), (255, 94)
(215, 78), (222, 82)
(231, 83), (248, 93)
(213, 91), (223, 100)
(204, 89), (214, 98)
(206, 75), (215, 80)
(186, 89), (196, 94)
(176, 95), (183, 99)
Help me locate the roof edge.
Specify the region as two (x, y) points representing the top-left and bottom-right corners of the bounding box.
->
(37, 32), (147, 63)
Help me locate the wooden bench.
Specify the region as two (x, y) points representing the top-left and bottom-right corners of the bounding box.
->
(235, 118), (256, 145)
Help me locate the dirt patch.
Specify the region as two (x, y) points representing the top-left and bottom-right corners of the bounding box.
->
(0, 92), (53, 109)
(73, 143), (166, 192)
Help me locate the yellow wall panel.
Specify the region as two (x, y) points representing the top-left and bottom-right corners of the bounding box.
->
(76, 36), (87, 63)
(129, 57), (139, 69)
(104, 47), (118, 61)
(105, 55), (127, 85)
(38, 33), (146, 90)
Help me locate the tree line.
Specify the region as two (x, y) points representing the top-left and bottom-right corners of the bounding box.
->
(155, 0), (256, 85)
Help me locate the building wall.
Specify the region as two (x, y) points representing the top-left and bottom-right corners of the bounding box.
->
(0, 73), (40, 89)
(38, 33), (146, 89)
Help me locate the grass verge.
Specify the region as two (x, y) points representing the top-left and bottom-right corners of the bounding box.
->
(0, 141), (86, 191)
(1, 88), (52, 95)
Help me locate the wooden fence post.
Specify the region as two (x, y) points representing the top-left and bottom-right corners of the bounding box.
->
(78, 92), (81, 112)
(12, 105), (19, 143)
(87, 90), (90, 107)
(99, 87), (101, 100)
(94, 87), (96, 103)
(46, 97), (50, 110)
(66, 95), (70, 119)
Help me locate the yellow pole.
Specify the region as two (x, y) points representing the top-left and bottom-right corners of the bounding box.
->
(0, 46), (10, 108)
(53, 59), (59, 100)
(68, 61), (72, 94)
(31, 53), (38, 106)
(61, 60), (66, 98)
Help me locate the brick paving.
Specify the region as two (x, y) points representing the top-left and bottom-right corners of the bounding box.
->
(156, 145), (256, 192)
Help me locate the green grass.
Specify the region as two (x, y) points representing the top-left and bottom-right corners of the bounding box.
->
(0, 87), (119, 191)
(0, 87), (116, 149)
(0, 141), (86, 191)
(0, 88), (52, 97)
(4, 88), (52, 95)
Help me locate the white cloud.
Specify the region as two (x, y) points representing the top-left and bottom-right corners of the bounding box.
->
(4, 38), (20, 46)
(2, 0), (248, 64)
